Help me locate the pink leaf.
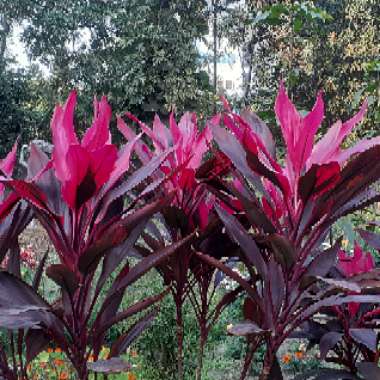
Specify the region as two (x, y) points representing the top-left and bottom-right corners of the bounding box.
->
(308, 100), (368, 167)
(90, 145), (118, 190)
(0, 139), (18, 177)
(335, 136), (380, 163)
(117, 116), (152, 164)
(275, 82), (324, 184)
(51, 90), (79, 182)
(152, 114), (171, 152)
(62, 145), (91, 209)
(103, 136), (141, 191)
(82, 96), (112, 151)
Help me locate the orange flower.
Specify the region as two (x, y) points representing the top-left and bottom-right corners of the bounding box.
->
(295, 351), (304, 360)
(282, 353), (292, 364)
(47, 348), (53, 353)
(128, 373), (137, 380)
(88, 355), (95, 362)
(54, 359), (64, 367)
(55, 347), (62, 354)
(130, 350), (138, 358)
(59, 372), (69, 380)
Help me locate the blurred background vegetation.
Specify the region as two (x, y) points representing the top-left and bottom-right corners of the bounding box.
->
(0, 0), (378, 157)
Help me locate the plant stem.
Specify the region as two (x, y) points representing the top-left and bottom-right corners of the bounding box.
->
(195, 334), (206, 380)
(240, 342), (255, 380)
(176, 303), (184, 380)
(259, 348), (274, 380)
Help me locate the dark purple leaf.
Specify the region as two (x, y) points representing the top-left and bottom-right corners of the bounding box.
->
(227, 321), (268, 336)
(319, 332), (343, 359)
(6, 242), (21, 278)
(97, 290), (168, 336)
(99, 148), (174, 218)
(211, 286), (242, 325)
(196, 251), (261, 306)
(299, 163), (340, 205)
(211, 124), (267, 195)
(0, 272), (55, 329)
(32, 251), (48, 291)
(358, 229), (380, 251)
(215, 204), (266, 277)
(318, 278), (361, 293)
(268, 357), (283, 380)
(46, 264), (79, 296)
(306, 240), (340, 277)
(349, 329), (377, 352)
(267, 234), (296, 270)
(110, 308), (158, 356)
(357, 362), (380, 380)
(268, 257), (285, 316)
(107, 232), (195, 298)
(87, 357), (130, 374)
(96, 221), (147, 293)
(25, 329), (50, 363)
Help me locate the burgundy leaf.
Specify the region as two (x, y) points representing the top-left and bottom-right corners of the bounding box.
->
(215, 204), (266, 277)
(357, 362), (380, 380)
(0, 272), (55, 329)
(211, 124), (268, 195)
(6, 242), (21, 278)
(196, 251), (261, 306)
(97, 290), (168, 336)
(32, 251), (48, 291)
(99, 148), (174, 219)
(268, 356), (284, 380)
(110, 308), (158, 357)
(267, 234), (296, 270)
(107, 232), (195, 299)
(25, 329), (50, 363)
(319, 332), (343, 360)
(306, 240), (340, 278)
(318, 277), (361, 293)
(358, 229), (380, 251)
(349, 329), (377, 352)
(96, 221), (147, 293)
(227, 321), (268, 336)
(46, 264), (79, 296)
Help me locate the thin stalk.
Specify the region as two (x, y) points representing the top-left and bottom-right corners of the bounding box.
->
(175, 301), (184, 380)
(259, 347), (274, 380)
(240, 341), (256, 380)
(195, 334), (206, 380)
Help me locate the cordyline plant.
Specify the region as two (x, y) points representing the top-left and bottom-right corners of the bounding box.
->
(197, 83), (380, 379)
(0, 92), (193, 380)
(0, 143), (35, 380)
(119, 111), (240, 380)
(297, 241), (380, 379)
